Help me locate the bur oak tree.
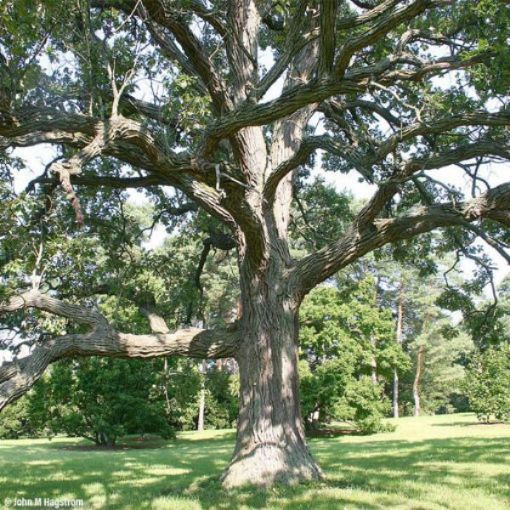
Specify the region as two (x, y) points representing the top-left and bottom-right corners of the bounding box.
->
(1, 0), (510, 488)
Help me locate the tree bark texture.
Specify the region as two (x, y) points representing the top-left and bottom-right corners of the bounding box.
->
(222, 265), (321, 488)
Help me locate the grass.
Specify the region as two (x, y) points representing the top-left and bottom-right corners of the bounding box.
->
(0, 413), (509, 509)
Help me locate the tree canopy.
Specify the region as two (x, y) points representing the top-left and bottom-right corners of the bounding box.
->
(1, 0), (509, 488)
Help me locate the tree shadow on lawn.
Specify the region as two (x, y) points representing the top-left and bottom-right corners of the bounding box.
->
(156, 435), (510, 509)
(0, 435), (509, 509)
(431, 420), (507, 427)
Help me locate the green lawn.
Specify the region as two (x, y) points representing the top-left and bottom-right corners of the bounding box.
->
(0, 413), (509, 509)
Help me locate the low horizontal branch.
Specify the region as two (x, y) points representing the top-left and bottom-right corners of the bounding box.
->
(0, 290), (239, 410)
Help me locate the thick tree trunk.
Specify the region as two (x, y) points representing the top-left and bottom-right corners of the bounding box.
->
(221, 285), (321, 488)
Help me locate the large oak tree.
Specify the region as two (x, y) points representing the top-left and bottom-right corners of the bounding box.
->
(1, 0), (509, 488)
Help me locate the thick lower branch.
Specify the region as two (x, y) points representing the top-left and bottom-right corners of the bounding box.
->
(0, 290), (239, 410)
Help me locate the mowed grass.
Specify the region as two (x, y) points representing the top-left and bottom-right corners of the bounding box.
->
(0, 413), (509, 509)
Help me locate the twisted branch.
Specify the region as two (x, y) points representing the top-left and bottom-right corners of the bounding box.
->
(0, 290), (239, 410)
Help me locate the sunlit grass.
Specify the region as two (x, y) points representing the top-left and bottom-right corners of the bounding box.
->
(0, 413), (509, 509)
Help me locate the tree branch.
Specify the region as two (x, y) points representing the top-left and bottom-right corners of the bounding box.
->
(141, 0), (231, 113)
(318, 0), (338, 77)
(335, 0), (441, 77)
(0, 290), (239, 410)
(1, 105), (239, 228)
(290, 182), (510, 297)
(255, 0), (310, 99)
(338, 0), (401, 30)
(201, 79), (363, 154)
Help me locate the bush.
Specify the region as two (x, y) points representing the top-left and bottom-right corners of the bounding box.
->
(337, 376), (394, 434)
(30, 358), (175, 445)
(0, 396), (39, 439)
(300, 360), (393, 434)
(463, 344), (510, 423)
(204, 369), (238, 429)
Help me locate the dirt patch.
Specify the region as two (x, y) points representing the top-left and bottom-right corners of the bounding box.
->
(57, 437), (169, 451)
(306, 428), (358, 438)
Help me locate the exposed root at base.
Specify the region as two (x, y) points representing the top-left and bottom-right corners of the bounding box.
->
(221, 443), (323, 489)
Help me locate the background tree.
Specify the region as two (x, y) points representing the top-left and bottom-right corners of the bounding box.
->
(1, 0), (510, 488)
(298, 277), (406, 433)
(30, 357), (175, 446)
(458, 275), (510, 423)
(463, 344), (510, 423)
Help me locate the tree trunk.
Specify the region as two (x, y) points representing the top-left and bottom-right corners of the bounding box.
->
(162, 358), (172, 415)
(392, 368), (399, 418)
(96, 431), (115, 448)
(393, 281), (404, 418)
(197, 360), (207, 432)
(370, 336), (378, 385)
(221, 284), (321, 488)
(413, 345), (425, 417)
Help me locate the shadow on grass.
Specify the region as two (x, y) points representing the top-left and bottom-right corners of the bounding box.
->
(432, 420), (507, 427)
(0, 433), (509, 509)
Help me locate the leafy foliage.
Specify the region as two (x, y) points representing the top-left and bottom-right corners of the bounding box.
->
(463, 344), (510, 423)
(299, 279), (403, 433)
(30, 358), (174, 446)
(0, 396), (35, 439)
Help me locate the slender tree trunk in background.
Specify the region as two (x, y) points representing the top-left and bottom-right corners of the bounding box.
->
(393, 281), (404, 418)
(370, 271), (379, 386)
(162, 358), (172, 415)
(370, 338), (378, 385)
(413, 345), (425, 417)
(197, 359), (207, 432)
(392, 368), (399, 417)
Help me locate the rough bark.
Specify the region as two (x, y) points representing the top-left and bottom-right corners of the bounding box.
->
(0, 290), (239, 411)
(219, 17), (323, 486)
(221, 265), (321, 488)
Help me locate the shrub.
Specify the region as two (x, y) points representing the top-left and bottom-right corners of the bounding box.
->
(463, 344), (510, 423)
